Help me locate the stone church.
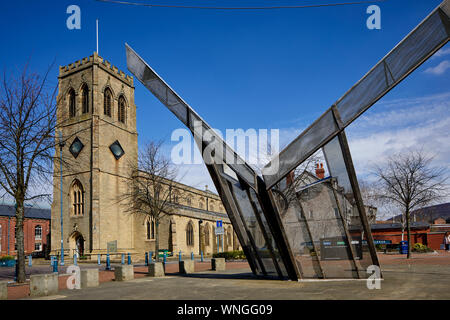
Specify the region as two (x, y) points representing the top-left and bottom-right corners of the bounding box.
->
(50, 52), (238, 260)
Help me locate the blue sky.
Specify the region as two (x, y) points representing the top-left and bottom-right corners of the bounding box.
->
(1, 0), (449, 209)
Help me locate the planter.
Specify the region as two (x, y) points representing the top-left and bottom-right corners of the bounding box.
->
(0, 260), (16, 267)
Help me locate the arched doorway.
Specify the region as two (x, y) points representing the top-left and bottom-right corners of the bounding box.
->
(69, 232), (85, 257)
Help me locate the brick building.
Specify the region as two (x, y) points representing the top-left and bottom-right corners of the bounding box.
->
(361, 221), (450, 250)
(377, 203), (450, 250)
(0, 204), (51, 256)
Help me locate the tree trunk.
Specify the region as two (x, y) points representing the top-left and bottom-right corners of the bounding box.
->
(406, 208), (411, 259)
(15, 199), (26, 283)
(155, 220), (160, 262)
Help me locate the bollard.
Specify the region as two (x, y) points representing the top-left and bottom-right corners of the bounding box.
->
(106, 254), (111, 270)
(73, 254), (77, 266)
(149, 251), (153, 264)
(81, 269), (99, 288)
(201, 251), (204, 262)
(163, 252), (167, 264)
(97, 254), (101, 265)
(52, 257), (58, 273)
(121, 253), (125, 265)
(28, 254), (32, 267)
(127, 253), (131, 265)
(179, 250), (182, 262)
(145, 252), (149, 266)
(30, 274), (59, 297)
(114, 265), (134, 281)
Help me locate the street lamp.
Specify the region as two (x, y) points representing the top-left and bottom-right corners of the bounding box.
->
(58, 131), (65, 266)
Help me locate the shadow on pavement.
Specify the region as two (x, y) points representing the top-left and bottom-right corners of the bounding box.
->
(172, 271), (281, 280)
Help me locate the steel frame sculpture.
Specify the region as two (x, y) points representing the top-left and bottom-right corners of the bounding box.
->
(126, 0), (450, 281)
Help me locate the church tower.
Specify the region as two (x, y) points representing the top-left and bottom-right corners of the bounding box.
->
(51, 52), (138, 257)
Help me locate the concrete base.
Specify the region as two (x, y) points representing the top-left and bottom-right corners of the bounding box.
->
(30, 273), (59, 297)
(81, 268), (99, 288)
(114, 265), (134, 281)
(148, 262), (165, 277)
(0, 281), (8, 300)
(211, 258), (226, 271)
(179, 260), (195, 274)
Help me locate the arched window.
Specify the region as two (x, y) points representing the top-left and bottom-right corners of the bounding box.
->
(186, 221), (194, 247)
(209, 201), (215, 212)
(35, 225), (42, 240)
(69, 88), (76, 118)
(104, 88), (112, 117)
(199, 198), (205, 210)
(118, 95), (126, 123)
(227, 226), (232, 246)
(186, 196), (192, 206)
(204, 223), (210, 246)
(70, 180), (84, 216)
(172, 191), (179, 204)
(146, 216), (155, 240)
(81, 84), (89, 114)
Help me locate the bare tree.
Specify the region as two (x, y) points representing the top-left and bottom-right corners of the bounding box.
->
(0, 63), (58, 282)
(374, 150), (449, 258)
(120, 140), (180, 262)
(359, 180), (380, 209)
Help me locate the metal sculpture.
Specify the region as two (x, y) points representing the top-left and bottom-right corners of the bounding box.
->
(126, 0), (449, 280)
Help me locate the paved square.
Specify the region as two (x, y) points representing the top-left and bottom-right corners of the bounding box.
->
(21, 252), (450, 300)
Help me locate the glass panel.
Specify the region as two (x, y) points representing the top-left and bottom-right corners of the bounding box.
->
(248, 189), (288, 278)
(336, 62), (387, 125)
(322, 136), (372, 278)
(270, 140), (374, 279)
(214, 169), (265, 276)
(263, 109), (338, 188)
(386, 11), (448, 82)
(230, 181), (278, 276)
(270, 153), (327, 279)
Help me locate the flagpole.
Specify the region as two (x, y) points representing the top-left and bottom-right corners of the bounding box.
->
(96, 19), (99, 54)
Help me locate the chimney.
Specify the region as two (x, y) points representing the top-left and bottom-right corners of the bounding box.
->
(286, 171), (295, 186)
(315, 163), (325, 179)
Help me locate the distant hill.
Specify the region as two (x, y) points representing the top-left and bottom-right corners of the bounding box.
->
(387, 203), (450, 224)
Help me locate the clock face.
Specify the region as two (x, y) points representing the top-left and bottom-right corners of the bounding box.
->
(109, 140), (125, 160)
(69, 137), (84, 158)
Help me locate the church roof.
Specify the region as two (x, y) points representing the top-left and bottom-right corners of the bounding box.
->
(0, 204), (51, 220)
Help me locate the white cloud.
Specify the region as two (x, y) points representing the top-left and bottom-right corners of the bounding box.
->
(344, 92), (450, 181)
(424, 60), (450, 75)
(433, 47), (450, 58)
(177, 163), (217, 193)
(354, 92), (450, 134)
